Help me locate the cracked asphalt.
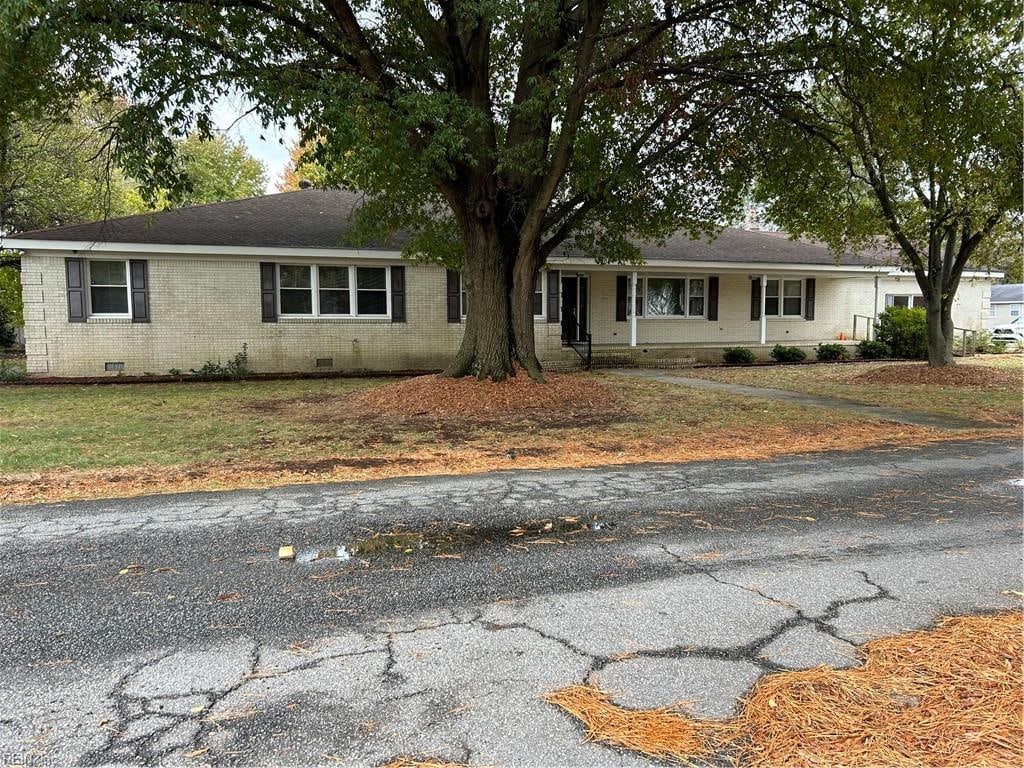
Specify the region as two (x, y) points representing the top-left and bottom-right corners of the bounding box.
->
(1, 437), (1021, 767)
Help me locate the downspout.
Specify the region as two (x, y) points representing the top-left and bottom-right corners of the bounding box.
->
(872, 274), (879, 341)
(759, 273), (768, 345)
(630, 271), (638, 348)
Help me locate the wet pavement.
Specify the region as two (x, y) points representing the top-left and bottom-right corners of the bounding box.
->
(0, 438), (1020, 766)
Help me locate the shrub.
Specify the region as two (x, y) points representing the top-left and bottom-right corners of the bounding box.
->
(971, 331), (1008, 354)
(816, 343), (850, 362)
(874, 306), (927, 359)
(0, 359), (26, 382)
(722, 347), (756, 365)
(770, 344), (807, 363)
(0, 306), (16, 349)
(191, 344), (251, 380)
(856, 339), (892, 359)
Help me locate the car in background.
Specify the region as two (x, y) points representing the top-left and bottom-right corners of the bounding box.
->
(991, 317), (1024, 347)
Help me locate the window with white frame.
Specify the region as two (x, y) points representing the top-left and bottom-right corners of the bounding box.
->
(460, 272), (545, 317)
(88, 260), (131, 316)
(641, 276), (706, 318)
(278, 265), (390, 317)
(885, 293), (925, 309)
(1012, 303), (1021, 317)
(764, 279), (803, 317)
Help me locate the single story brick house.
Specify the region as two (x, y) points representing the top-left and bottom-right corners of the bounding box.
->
(3, 188), (999, 377)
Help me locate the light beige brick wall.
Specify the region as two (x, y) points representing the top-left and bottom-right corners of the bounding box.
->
(579, 270), (992, 348)
(22, 251), (564, 377)
(20, 251), (995, 377)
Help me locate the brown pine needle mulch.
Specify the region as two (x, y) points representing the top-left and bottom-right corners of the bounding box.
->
(547, 612), (1024, 767)
(379, 759), (475, 768)
(852, 363), (1018, 388)
(354, 371), (620, 419)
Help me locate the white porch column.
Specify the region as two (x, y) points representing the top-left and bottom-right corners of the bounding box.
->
(630, 270), (638, 348)
(759, 273), (768, 345)
(872, 274), (879, 340)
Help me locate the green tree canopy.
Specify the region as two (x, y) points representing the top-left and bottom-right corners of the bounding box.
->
(0, 1), (797, 380)
(754, 0), (1022, 365)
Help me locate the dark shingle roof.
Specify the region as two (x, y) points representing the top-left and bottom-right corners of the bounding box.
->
(7, 188), (897, 267)
(991, 284), (1024, 303)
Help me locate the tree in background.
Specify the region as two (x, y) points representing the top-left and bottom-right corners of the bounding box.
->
(0, 96), (268, 332)
(278, 140), (327, 192)
(1, 1), (798, 380)
(755, 0), (1021, 366)
(134, 134), (267, 209)
(0, 96), (137, 237)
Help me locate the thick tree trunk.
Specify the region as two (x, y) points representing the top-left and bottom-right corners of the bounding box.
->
(925, 293), (955, 367)
(443, 220), (516, 381)
(511, 249), (543, 381)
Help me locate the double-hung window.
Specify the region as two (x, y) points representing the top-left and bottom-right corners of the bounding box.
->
(885, 294), (925, 309)
(278, 265), (390, 317)
(643, 276), (706, 318)
(88, 260), (131, 317)
(765, 279), (803, 317)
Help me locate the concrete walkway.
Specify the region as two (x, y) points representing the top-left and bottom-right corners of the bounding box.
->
(611, 368), (996, 430)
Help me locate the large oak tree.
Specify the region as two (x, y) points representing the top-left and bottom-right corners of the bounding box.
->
(1, 1), (795, 379)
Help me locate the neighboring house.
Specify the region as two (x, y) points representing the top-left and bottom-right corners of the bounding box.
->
(986, 284), (1023, 329)
(2, 189), (1000, 377)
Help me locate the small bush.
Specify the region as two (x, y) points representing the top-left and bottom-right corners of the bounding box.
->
(191, 344), (250, 380)
(770, 344), (807, 363)
(816, 343), (850, 362)
(874, 307), (927, 359)
(0, 359), (26, 382)
(0, 306), (16, 349)
(856, 339), (892, 359)
(723, 347), (756, 365)
(971, 331), (1008, 354)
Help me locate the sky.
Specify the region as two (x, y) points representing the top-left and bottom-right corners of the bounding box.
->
(210, 95), (299, 193)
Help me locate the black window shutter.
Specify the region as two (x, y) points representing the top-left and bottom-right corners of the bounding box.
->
(804, 278), (816, 320)
(260, 263), (277, 322)
(546, 270), (560, 323)
(707, 276), (719, 321)
(66, 258), (86, 322)
(390, 265), (406, 322)
(750, 278), (761, 321)
(446, 269), (461, 322)
(129, 260), (150, 323)
(615, 275), (627, 322)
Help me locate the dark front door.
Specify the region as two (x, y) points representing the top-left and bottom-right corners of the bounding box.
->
(561, 275), (589, 343)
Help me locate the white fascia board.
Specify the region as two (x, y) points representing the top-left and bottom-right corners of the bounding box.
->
(1, 239), (407, 261)
(549, 257), (893, 275)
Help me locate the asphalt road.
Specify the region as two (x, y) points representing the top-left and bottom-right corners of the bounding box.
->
(0, 438), (1021, 767)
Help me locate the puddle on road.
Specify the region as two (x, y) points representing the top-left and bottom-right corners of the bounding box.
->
(288, 515), (616, 565)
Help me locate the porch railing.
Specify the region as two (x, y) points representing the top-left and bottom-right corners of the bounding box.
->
(852, 314), (876, 341)
(562, 318), (592, 370)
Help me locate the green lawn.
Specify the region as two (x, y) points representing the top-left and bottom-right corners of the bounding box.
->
(1, 371), (963, 504)
(680, 356), (1022, 424)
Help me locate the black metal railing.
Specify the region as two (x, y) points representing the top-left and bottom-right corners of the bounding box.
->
(563, 316), (592, 370)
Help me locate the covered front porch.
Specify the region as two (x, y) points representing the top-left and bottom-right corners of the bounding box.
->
(544, 261), (889, 367)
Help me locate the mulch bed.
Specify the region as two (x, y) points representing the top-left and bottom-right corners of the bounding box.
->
(852, 364), (1018, 387)
(354, 371), (620, 420)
